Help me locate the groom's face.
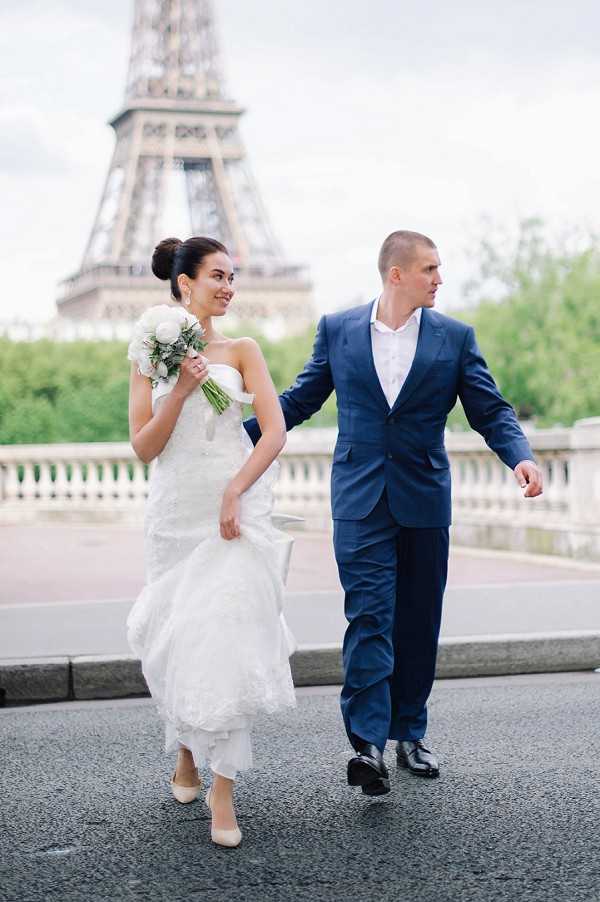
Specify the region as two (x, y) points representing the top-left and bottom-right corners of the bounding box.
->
(395, 246), (442, 308)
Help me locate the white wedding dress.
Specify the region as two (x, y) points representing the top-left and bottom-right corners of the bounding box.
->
(126, 364), (297, 779)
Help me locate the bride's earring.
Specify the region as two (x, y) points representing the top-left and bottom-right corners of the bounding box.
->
(183, 291), (191, 307)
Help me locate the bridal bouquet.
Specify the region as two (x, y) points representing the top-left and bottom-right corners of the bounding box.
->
(127, 305), (232, 414)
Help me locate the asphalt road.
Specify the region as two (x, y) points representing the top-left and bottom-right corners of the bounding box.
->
(3, 579), (600, 659)
(1, 672), (599, 902)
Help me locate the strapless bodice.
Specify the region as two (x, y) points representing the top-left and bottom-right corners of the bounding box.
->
(152, 363), (252, 410)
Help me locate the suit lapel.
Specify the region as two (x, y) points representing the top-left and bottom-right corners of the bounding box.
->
(345, 302), (390, 412)
(389, 308), (446, 414)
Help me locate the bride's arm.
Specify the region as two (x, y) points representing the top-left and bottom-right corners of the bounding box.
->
(219, 338), (286, 540)
(128, 359), (203, 463)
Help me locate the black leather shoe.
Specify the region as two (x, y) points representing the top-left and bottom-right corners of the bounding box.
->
(396, 740), (439, 778)
(348, 743), (391, 796)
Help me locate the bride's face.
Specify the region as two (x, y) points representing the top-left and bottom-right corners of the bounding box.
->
(187, 251), (235, 318)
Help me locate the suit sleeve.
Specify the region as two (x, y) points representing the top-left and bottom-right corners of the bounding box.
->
(243, 315), (335, 445)
(457, 326), (535, 470)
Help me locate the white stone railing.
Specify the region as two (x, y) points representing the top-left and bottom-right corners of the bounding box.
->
(0, 430), (336, 528)
(1, 419), (600, 559)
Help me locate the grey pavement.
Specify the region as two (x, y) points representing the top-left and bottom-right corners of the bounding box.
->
(1, 672), (599, 902)
(3, 524), (600, 605)
(2, 524), (600, 659)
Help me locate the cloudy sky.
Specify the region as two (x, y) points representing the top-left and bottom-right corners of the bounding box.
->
(1, 0), (599, 323)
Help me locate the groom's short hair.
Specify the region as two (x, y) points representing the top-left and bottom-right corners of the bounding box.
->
(378, 231), (436, 279)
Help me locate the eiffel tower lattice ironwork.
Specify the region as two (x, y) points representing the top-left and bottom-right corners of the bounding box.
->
(56, 0), (313, 334)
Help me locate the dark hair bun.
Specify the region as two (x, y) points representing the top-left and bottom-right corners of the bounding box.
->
(151, 237), (182, 281)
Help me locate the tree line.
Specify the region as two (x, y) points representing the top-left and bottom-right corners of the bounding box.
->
(0, 327), (337, 445)
(1, 220), (598, 444)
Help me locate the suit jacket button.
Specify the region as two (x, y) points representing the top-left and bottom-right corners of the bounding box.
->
(387, 452), (393, 460)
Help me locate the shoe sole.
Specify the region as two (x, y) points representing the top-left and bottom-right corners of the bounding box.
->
(396, 757), (439, 778)
(361, 777), (391, 796)
(348, 758), (391, 795)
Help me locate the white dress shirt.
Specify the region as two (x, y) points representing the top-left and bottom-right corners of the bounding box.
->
(370, 298), (422, 408)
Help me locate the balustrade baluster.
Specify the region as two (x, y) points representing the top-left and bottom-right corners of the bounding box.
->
(69, 459), (86, 507)
(2, 461), (21, 502)
(130, 459), (149, 504)
(37, 460), (54, 503)
(86, 458), (103, 504)
(20, 462), (37, 501)
(54, 460), (70, 502)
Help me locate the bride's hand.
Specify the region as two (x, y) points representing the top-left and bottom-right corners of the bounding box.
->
(220, 486), (241, 540)
(173, 355), (209, 399)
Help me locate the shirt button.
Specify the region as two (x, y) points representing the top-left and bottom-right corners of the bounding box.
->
(387, 452), (393, 459)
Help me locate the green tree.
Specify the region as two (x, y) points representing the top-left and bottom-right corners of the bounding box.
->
(447, 219), (600, 429)
(0, 326), (335, 445)
(1, 397), (58, 444)
(0, 339), (131, 444)
(239, 324), (337, 427)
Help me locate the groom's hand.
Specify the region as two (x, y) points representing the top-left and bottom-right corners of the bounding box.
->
(513, 460), (543, 498)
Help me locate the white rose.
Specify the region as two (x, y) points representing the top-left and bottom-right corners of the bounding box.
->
(140, 304), (184, 332)
(137, 354), (155, 378)
(156, 361), (169, 379)
(127, 337), (143, 362)
(185, 312), (202, 331)
(155, 321), (181, 344)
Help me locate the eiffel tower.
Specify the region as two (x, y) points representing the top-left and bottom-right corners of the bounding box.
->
(56, 0), (313, 335)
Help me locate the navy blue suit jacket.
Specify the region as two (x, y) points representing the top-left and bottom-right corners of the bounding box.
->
(244, 302), (534, 526)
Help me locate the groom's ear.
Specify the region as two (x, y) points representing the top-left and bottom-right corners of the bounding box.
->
(388, 265), (403, 285)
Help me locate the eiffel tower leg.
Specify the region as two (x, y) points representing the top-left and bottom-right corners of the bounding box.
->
(84, 117), (143, 267)
(120, 125), (181, 263)
(83, 147), (119, 265)
(108, 116), (147, 261)
(184, 134), (247, 264)
(223, 157), (282, 262)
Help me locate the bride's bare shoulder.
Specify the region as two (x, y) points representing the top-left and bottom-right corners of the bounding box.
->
(231, 336), (260, 349)
(231, 337), (266, 372)
(231, 336), (262, 355)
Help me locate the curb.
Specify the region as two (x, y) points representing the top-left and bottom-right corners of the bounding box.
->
(1, 631), (599, 707)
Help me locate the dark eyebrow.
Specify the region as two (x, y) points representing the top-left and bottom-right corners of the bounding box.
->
(211, 268), (233, 277)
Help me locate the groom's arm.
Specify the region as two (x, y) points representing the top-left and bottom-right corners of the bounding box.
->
(244, 316), (334, 444)
(457, 326), (537, 472)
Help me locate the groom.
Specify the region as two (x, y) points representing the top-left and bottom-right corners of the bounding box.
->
(245, 230), (543, 796)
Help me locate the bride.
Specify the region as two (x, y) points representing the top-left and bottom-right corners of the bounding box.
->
(126, 236), (296, 848)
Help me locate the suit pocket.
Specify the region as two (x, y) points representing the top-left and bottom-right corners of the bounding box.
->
(333, 443), (352, 463)
(426, 448), (450, 469)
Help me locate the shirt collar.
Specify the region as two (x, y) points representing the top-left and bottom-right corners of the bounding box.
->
(370, 297), (422, 333)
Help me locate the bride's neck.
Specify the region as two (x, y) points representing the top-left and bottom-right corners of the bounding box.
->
(196, 315), (219, 342)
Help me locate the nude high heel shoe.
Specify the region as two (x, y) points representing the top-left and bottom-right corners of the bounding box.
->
(205, 787), (242, 848)
(169, 771), (203, 804)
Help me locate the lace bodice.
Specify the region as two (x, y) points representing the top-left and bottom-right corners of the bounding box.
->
(144, 363), (278, 583)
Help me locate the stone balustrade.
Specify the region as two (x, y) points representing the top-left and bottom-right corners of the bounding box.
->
(1, 418), (600, 559)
